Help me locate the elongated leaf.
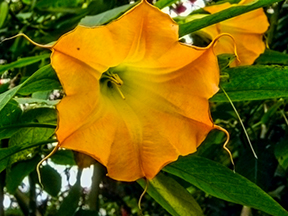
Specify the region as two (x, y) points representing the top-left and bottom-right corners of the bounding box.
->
(0, 1), (8, 28)
(56, 181), (81, 216)
(275, 138), (288, 170)
(18, 64), (61, 95)
(179, 0), (283, 37)
(0, 100), (22, 126)
(138, 172), (204, 216)
(40, 165), (61, 197)
(163, 155), (288, 216)
(50, 150), (76, 166)
(0, 100), (22, 139)
(80, 3), (136, 27)
(0, 64), (56, 112)
(256, 49), (288, 65)
(154, 0), (178, 9)
(211, 65), (288, 102)
(0, 85), (22, 112)
(6, 156), (40, 194)
(0, 139), (57, 172)
(14, 97), (59, 106)
(0, 54), (50, 74)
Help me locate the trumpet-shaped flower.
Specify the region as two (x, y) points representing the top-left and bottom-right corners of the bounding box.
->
(196, 0), (269, 66)
(51, 0), (221, 181)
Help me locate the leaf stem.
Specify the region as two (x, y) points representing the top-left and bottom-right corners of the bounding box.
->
(221, 87), (258, 159)
(0, 123), (57, 130)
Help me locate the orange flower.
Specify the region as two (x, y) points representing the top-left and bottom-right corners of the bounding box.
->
(51, 0), (221, 181)
(199, 0), (269, 66)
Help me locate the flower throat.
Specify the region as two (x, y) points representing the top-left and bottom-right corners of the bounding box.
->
(101, 70), (125, 100)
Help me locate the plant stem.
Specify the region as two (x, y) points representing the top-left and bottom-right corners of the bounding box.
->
(0, 171), (5, 216)
(29, 173), (37, 216)
(0, 123), (56, 130)
(267, 2), (282, 47)
(88, 162), (106, 211)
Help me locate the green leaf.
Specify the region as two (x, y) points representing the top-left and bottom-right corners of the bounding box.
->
(20, 107), (57, 124)
(0, 100), (22, 139)
(256, 49), (288, 65)
(179, 0), (283, 37)
(0, 100), (22, 126)
(260, 99), (284, 124)
(9, 127), (55, 163)
(14, 97), (59, 106)
(210, 65), (288, 102)
(51, 150), (76, 166)
(18, 65), (61, 95)
(0, 64), (58, 112)
(275, 137), (288, 170)
(40, 165), (61, 197)
(6, 156), (40, 194)
(0, 1), (9, 28)
(163, 155), (288, 216)
(0, 85), (22, 112)
(80, 3), (136, 26)
(0, 139), (57, 173)
(236, 142), (278, 191)
(56, 181), (81, 216)
(0, 107), (56, 140)
(138, 172), (204, 216)
(0, 54), (50, 74)
(154, 0), (178, 9)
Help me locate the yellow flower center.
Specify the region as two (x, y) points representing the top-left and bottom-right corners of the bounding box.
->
(101, 70), (125, 100)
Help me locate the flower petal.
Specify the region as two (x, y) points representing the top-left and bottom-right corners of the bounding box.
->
(203, 1), (269, 66)
(51, 0), (220, 181)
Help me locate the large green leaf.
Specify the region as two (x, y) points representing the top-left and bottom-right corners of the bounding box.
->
(163, 155), (288, 216)
(179, 0), (283, 37)
(138, 172), (204, 216)
(6, 156), (40, 194)
(211, 65), (288, 102)
(80, 3), (136, 27)
(0, 100), (22, 139)
(50, 150), (76, 166)
(18, 64), (61, 95)
(0, 139), (57, 173)
(8, 127), (55, 163)
(0, 54), (50, 74)
(256, 49), (288, 65)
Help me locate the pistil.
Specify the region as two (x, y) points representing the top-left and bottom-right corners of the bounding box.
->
(101, 71), (125, 100)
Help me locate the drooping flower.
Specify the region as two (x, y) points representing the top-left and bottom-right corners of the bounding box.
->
(51, 0), (221, 181)
(190, 0), (269, 66)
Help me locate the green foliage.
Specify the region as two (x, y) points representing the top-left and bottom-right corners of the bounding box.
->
(211, 65), (288, 102)
(164, 156), (288, 216)
(55, 177), (81, 216)
(138, 173), (204, 216)
(0, 0), (288, 215)
(40, 165), (62, 197)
